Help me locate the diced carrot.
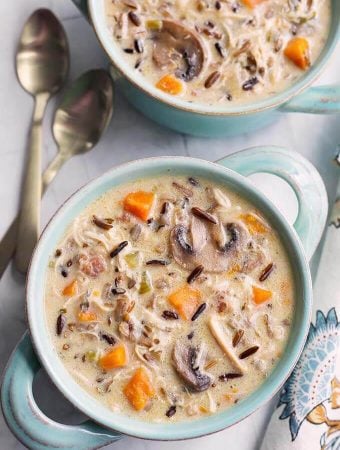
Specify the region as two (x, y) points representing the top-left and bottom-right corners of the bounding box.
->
(168, 285), (201, 320)
(77, 311), (98, 322)
(242, 0), (266, 7)
(240, 213), (267, 234)
(284, 37), (310, 70)
(123, 191), (155, 221)
(156, 74), (183, 95)
(62, 280), (77, 297)
(123, 367), (155, 411)
(99, 344), (128, 370)
(252, 286), (272, 305)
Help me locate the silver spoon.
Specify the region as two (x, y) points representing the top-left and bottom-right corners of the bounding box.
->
(14, 9), (69, 273)
(0, 69), (114, 279)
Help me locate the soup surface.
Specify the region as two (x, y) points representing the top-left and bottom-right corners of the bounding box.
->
(45, 175), (294, 422)
(105, 0), (330, 105)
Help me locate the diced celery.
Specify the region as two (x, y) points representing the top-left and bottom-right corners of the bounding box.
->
(139, 272), (152, 294)
(86, 350), (97, 362)
(125, 252), (139, 269)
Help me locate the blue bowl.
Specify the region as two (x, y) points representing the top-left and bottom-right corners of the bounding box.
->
(72, 0), (340, 137)
(1, 148), (328, 449)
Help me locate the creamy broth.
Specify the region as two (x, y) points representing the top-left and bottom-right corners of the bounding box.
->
(45, 175), (294, 422)
(105, 0), (331, 105)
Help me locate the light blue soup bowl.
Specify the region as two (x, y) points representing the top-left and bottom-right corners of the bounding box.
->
(71, 0), (340, 137)
(1, 147), (328, 449)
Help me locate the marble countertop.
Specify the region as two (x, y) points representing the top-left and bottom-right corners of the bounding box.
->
(0, 1), (339, 449)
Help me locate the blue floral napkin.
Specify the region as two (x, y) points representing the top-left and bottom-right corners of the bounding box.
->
(261, 168), (340, 450)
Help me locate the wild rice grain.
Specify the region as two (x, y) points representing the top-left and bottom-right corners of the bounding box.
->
(56, 314), (66, 335)
(166, 405), (177, 417)
(259, 263), (274, 282)
(232, 329), (244, 347)
(204, 71), (220, 88)
(162, 310), (179, 320)
(128, 11), (141, 26)
(242, 77), (259, 91)
(239, 346), (259, 359)
(188, 177), (199, 186)
(219, 373), (243, 381)
(110, 241), (128, 258)
(146, 259), (171, 266)
(191, 303), (207, 321)
(215, 42), (225, 57)
(187, 265), (204, 283)
(134, 38), (144, 53)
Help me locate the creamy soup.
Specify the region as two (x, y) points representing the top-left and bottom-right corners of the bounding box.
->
(105, 0), (331, 105)
(45, 175), (294, 422)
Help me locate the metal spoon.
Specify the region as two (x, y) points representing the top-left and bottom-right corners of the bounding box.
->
(14, 9), (69, 273)
(0, 69), (114, 279)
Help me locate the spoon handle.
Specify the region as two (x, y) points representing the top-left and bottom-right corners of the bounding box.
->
(0, 151), (67, 279)
(42, 151), (68, 190)
(14, 92), (49, 274)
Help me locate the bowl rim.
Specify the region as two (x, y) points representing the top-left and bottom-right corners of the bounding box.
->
(26, 155), (312, 440)
(88, 0), (339, 117)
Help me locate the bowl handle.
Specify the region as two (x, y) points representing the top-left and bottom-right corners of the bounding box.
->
(217, 146), (328, 260)
(279, 85), (340, 114)
(1, 332), (122, 450)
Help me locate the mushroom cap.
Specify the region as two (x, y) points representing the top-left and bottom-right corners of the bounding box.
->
(172, 342), (212, 392)
(152, 20), (205, 81)
(170, 216), (248, 272)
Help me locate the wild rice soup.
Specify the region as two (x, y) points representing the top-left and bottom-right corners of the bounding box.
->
(105, 0), (331, 105)
(45, 175), (294, 422)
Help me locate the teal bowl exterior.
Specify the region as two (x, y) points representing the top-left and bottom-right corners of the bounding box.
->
(1, 147), (329, 449)
(72, 0), (340, 137)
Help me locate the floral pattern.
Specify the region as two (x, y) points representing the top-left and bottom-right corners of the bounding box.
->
(278, 308), (339, 444)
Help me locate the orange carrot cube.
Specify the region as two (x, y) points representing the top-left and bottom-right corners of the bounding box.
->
(240, 213), (267, 234)
(62, 280), (77, 297)
(168, 285), (201, 320)
(284, 37), (310, 70)
(156, 74), (183, 95)
(252, 286), (272, 305)
(242, 0), (266, 7)
(77, 311), (98, 322)
(123, 191), (155, 221)
(124, 367), (155, 411)
(99, 344), (128, 370)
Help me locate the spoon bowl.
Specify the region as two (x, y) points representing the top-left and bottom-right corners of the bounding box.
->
(16, 9), (69, 95)
(53, 69), (114, 155)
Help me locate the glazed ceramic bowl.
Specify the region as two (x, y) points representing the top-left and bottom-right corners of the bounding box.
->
(71, 0), (340, 137)
(1, 147), (328, 450)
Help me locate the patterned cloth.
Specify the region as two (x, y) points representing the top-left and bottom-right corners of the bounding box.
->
(261, 169), (340, 450)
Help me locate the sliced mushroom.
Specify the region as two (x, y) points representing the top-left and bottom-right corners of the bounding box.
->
(170, 216), (246, 272)
(211, 222), (247, 253)
(172, 343), (212, 392)
(152, 20), (205, 81)
(240, 248), (265, 273)
(208, 315), (246, 374)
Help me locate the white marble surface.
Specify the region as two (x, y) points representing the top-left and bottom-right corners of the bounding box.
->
(0, 1), (339, 449)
